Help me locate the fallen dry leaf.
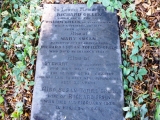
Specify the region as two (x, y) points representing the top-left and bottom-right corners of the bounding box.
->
(147, 8), (152, 16)
(135, 0), (143, 5)
(142, 3), (150, 9)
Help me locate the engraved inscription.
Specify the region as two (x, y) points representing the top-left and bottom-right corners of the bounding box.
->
(31, 4), (123, 120)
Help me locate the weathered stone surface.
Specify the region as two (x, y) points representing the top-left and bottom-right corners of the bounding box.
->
(31, 4), (124, 120)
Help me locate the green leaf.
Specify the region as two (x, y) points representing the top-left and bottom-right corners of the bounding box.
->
(14, 16), (22, 22)
(0, 111), (5, 119)
(133, 66), (138, 72)
(14, 36), (22, 44)
(124, 84), (128, 90)
(24, 85), (29, 90)
(137, 40), (143, 48)
(107, 6), (113, 12)
(137, 55), (143, 62)
(28, 81), (35, 86)
(123, 107), (130, 111)
(34, 19), (41, 27)
(121, 0), (127, 4)
(138, 68), (147, 75)
(132, 46), (139, 55)
(137, 74), (143, 80)
(0, 52), (5, 57)
(142, 94), (149, 99)
(102, 0), (110, 7)
(26, 46), (32, 58)
(132, 106), (138, 112)
(125, 111), (133, 118)
(11, 112), (19, 118)
(132, 32), (141, 39)
(130, 72), (135, 76)
(16, 53), (23, 61)
(123, 60), (127, 66)
(141, 19), (149, 27)
(130, 55), (137, 63)
(153, 88), (160, 99)
(140, 104), (148, 119)
(120, 9), (126, 18)
(135, 74), (138, 80)
(0, 96), (4, 104)
(11, 31), (18, 39)
(123, 67), (130, 75)
(0, 57), (4, 61)
(14, 4), (18, 9)
(129, 4), (135, 10)
(132, 12), (138, 21)
(2, 28), (8, 34)
(119, 65), (124, 68)
(87, 0), (93, 8)
(138, 97), (143, 104)
(127, 76), (135, 83)
(155, 103), (160, 120)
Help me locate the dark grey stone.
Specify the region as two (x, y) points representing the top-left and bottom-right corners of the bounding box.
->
(31, 4), (124, 120)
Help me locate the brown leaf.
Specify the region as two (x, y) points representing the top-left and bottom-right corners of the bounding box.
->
(142, 3), (150, 9)
(135, 0), (143, 5)
(147, 8), (152, 16)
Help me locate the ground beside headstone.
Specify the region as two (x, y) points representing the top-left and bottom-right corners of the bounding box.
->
(31, 4), (124, 120)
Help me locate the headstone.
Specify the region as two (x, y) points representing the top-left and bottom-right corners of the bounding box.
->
(31, 4), (124, 120)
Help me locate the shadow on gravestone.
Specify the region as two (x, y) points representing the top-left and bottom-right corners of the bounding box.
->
(31, 4), (124, 120)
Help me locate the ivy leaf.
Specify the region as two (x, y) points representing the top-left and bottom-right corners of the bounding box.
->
(87, 0), (93, 8)
(138, 68), (147, 75)
(132, 32), (140, 39)
(34, 19), (41, 27)
(137, 40), (143, 48)
(155, 103), (160, 120)
(0, 57), (4, 61)
(0, 52), (5, 57)
(138, 97), (143, 104)
(132, 46), (139, 55)
(123, 84), (128, 90)
(129, 4), (135, 10)
(26, 46), (32, 58)
(123, 67), (130, 75)
(14, 16), (22, 22)
(28, 81), (35, 86)
(142, 94), (149, 99)
(120, 9), (126, 18)
(135, 74), (138, 80)
(107, 6), (114, 12)
(14, 4), (18, 9)
(11, 112), (19, 118)
(102, 0), (110, 7)
(15, 52), (23, 61)
(0, 96), (4, 104)
(137, 55), (143, 62)
(140, 104), (148, 119)
(133, 66), (137, 72)
(137, 74), (142, 80)
(125, 111), (133, 118)
(123, 107), (130, 111)
(2, 28), (8, 34)
(130, 55), (137, 63)
(130, 72), (135, 76)
(14, 36), (22, 44)
(132, 106), (138, 112)
(127, 76), (135, 83)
